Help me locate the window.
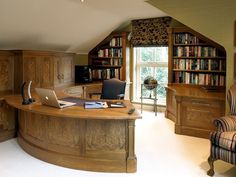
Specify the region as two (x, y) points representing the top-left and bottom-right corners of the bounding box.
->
(133, 47), (168, 105)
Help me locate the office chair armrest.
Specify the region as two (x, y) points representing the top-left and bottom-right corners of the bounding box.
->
(117, 94), (125, 100)
(214, 116), (236, 132)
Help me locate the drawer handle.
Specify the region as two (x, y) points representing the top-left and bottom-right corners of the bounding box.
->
(192, 102), (210, 106)
(190, 108), (211, 113)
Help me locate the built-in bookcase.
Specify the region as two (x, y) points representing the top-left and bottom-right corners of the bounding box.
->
(168, 27), (226, 87)
(88, 32), (127, 81)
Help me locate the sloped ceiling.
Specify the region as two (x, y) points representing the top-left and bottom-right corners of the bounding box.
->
(0, 0), (166, 54)
(147, 0), (236, 90)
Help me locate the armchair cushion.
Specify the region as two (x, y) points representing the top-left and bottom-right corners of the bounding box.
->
(214, 116), (236, 132)
(210, 131), (236, 152)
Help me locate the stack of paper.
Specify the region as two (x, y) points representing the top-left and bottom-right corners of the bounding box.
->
(84, 102), (108, 109)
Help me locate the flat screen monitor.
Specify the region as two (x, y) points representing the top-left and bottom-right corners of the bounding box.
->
(75, 65), (92, 83)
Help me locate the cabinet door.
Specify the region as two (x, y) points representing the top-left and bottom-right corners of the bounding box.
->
(0, 53), (13, 91)
(62, 55), (74, 84)
(0, 100), (16, 142)
(40, 56), (54, 88)
(54, 55), (74, 87)
(23, 56), (41, 88)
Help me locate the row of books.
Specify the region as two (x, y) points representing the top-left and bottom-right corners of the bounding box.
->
(92, 58), (122, 66)
(174, 71), (225, 86)
(92, 68), (120, 80)
(173, 59), (226, 71)
(173, 46), (220, 57)
(98, 48), (122, 58)
(109, 37), (122, 47)
(174, 33), (202, 44)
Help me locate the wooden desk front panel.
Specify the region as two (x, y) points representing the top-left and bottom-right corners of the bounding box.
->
(181, 98), (224, 129)
(18, 110), (134, 172)
(165, 88), (176, 122)
(166, 85), (225, 138)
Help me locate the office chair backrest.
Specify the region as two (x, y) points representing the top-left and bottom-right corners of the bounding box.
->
(100, 78), (126, 99)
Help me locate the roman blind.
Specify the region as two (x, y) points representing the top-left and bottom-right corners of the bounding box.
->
(131, 16), (172, 46)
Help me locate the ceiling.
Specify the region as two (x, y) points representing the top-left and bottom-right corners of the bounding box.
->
(0, 0), (166, 54)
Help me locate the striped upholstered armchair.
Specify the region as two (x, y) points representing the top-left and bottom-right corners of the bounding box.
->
(207, 84), (236, 176)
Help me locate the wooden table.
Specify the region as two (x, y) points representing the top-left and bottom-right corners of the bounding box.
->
(5, 95), (141, 173)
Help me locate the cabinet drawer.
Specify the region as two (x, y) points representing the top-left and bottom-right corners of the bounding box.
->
(185, 98), (222, 108)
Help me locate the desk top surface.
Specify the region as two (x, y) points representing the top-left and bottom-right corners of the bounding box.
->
(166, 85), (225, 101)
(5, 95), (141, 120)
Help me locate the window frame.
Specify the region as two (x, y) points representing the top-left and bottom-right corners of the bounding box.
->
(132, 46), (168, 105)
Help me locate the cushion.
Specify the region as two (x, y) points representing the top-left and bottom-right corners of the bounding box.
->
(210, 131), (236, 152)
(214, 116), (236, 132)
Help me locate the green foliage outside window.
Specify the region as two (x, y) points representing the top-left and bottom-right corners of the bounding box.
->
(134, 47), (168, 105)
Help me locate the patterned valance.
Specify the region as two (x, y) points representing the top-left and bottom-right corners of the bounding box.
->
(131, 17), (172, 46)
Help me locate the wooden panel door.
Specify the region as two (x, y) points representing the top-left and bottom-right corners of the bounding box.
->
(0, 100), (16, 142)
(23, 56), (41, 89)
(40, 56), (54, 88)
(61, 55), (74, 85)
(0, 52), (14, 91)
(54, 55), (74, 87)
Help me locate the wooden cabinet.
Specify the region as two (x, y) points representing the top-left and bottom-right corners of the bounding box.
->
(54, 54), (74, 87)
(22, 52), (54, 89)
(166, 26), (227, 138)
(0, 98), (17, 142)
(0, 50), (75, 142)
(88, 32), (128, 81)
(0, 51), (15, 141)
(0, 51), (14, 91)
(14, 50), (75, 92)
(166, 85), (225, 138)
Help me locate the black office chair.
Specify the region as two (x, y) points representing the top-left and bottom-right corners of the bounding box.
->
(101, 78), (126, 99)
(90, 78), (126, 100)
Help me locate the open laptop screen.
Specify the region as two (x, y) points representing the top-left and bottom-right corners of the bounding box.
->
(35, 88), (76, 108)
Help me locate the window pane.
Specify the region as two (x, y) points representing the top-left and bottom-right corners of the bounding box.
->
(140, 48), (154, 62)
(133, 47), (168, 105)
(140, 67), (154, 81)
(138, 47), (168, 62)
(156, 67), (168, 84)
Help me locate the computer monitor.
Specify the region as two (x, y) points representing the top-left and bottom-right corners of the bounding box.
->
(75, 65), (92, 83)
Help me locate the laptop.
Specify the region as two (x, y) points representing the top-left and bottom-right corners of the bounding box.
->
(35, 88), (76, 109)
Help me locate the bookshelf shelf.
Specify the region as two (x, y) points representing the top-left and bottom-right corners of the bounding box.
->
(173, 56), (225, 59)
(168, 27), (226, 87)
(91, 65), (122, 68)
(89, 32), (127, 81)
(172, 69), (225, 73)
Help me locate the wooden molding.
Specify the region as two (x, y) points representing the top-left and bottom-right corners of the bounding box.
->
(234, 53), (236, 80)
(234, 21), (236, 46)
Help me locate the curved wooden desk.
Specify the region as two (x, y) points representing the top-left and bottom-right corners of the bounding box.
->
(5, 95), (141, 173)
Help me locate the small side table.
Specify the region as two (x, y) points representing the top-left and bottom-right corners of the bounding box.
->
(140, 84), (158, 116)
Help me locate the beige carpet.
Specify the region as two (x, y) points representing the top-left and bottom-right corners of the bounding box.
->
(0, 111), (235, 177)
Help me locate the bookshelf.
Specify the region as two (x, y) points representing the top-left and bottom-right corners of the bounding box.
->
(166, 27), (226, 138)
(168, 27), (226, 87)
(88, 32), (127, 81)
